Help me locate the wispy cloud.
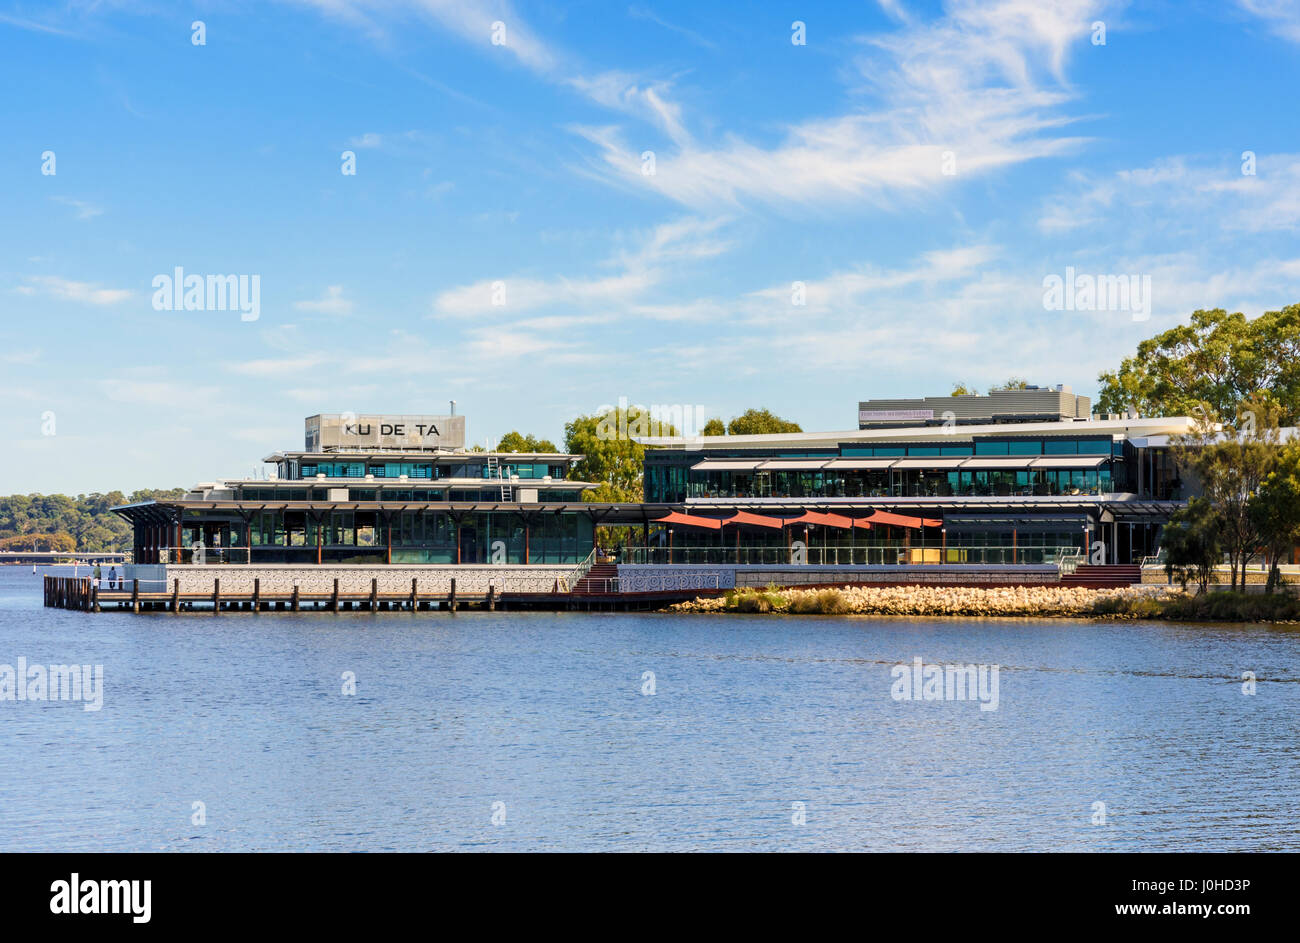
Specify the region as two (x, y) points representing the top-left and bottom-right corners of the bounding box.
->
(52, 196), (103, 220)
(626, 5), (717, 49)
(575, 0), (1105, 210)
(1039, 153), (1300, 233)
(16, 275), (131, 305)
(1238, 0), (1300, 42)
(430, 216), (732, 317)
(293, 285), (354, 315)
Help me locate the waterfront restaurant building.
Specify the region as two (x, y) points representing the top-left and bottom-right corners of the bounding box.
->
(116, 414), (601, 566)
(636, 387), (1191, 566)
(116, 392), (1208, 572)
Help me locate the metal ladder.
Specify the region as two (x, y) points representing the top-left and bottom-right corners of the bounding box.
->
(486, 455), (511, 501)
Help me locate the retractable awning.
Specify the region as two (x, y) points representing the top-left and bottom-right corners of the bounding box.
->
(891, 458), (968, 470)
(756, 459), (831, 470)
(720, 510), (786, 529)
(959, 456), (1035, 468)
(690, 459), (763, 471)
(783, 510), (855, 529)
(1031, 455), (1110, 468)
(822, 458), (898, 470)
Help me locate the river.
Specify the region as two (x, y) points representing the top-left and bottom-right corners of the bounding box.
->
(1, 566), (1296, 851)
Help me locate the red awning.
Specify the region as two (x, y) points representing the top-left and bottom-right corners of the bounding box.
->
(783, 511), (855, 529)
(720, 510), (787, 529)
(652, 511), (723, 530)
(857, 510), (943, 529)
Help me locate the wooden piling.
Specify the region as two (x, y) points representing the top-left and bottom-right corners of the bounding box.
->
(253, 578), (261, 612)
(369, 578), (378, 611)
(330, 578), (339, 612)
(171, 579), (180, 613)
(449, 577), (457, 612)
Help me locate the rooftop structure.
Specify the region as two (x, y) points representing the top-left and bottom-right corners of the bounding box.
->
(857, 385), (1091, 428)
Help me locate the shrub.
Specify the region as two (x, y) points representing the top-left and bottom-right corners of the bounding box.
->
(788, 588), (853, 614)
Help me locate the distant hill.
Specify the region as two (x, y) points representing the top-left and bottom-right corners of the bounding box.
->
(0, 490), (185, 553)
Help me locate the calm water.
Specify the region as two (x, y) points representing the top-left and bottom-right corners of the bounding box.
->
(2, 566), (1298, 851)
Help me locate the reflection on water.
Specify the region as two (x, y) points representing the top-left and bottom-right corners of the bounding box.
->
(1, 567), (1297, 851)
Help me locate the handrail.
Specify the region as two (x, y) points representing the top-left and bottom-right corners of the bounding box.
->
(561, 547), (597, 592)
(1053, 549), (1084, 575)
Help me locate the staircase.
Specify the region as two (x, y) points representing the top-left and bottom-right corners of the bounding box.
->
(1060, 564), (1143, 588)
(573, 563), (619, 595)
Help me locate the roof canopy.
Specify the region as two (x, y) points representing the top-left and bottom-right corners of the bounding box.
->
(783, 510), (856, 529)
(652, 511), (723, 530)
(720, 510), (786, 529)
(858, 509), (943, 529)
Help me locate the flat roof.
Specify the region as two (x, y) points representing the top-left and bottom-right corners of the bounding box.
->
(264, 450), (581, 463)
(636, 416), (1201, 450)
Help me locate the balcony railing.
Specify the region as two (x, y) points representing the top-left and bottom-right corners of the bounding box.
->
(154, 547), (253, 565)
(617, 545), (1078, 567)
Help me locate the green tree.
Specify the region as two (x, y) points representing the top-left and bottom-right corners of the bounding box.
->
(564, 406), (678, 503)
(1097, 305), (1300, 422)
(1174, 397), (1282, 590)
(701, 417), (726, 436)
(726, 408), (802, 436)
(1162, 498), (1223, 593)
(1249, 440), (1300, 593)
(496, 430), (559, 453)
(950, 382), (976, 395)
(0, 488), (184, 552)
(988, 378), (1030, 393)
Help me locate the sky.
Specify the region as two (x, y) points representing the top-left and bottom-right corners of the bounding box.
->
(3, 0), (1300, 494)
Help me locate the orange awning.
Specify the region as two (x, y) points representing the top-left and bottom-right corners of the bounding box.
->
(652, 511), (723, 530)
(720, 510), (786, 530)
(783, 511), (855, 529)
(857, 510), (943, 529)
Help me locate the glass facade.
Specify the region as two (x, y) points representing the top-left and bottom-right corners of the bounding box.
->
(180, 508), (593, 565)
(291, 459), (567, 480)
(643, 435), (1135, 503)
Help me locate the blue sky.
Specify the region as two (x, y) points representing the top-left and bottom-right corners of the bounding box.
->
(3, 0), (1300, 493)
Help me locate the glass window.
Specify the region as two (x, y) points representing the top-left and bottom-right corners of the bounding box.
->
(1043, 438), (1078, 455)
(975, 441), (1009, 455)
(1006, 439), (1042, 455)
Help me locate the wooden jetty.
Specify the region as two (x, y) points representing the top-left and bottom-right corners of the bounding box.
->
(43, 574), (708, 613)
